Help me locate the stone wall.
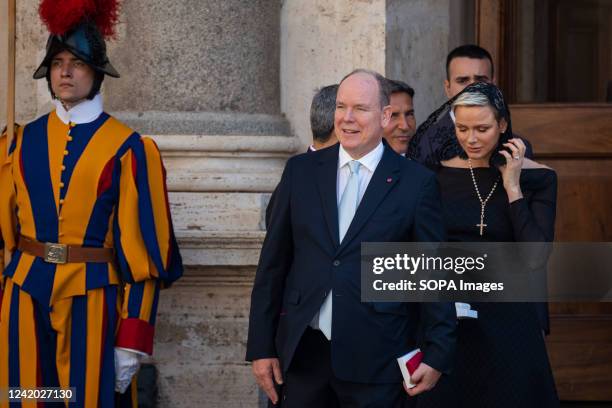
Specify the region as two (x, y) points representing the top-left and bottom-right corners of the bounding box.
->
(281, 0), (473, 149)
(280, 0), (387, 150)
(386, 0), (476, 123)
(385, 0), (451, 122)
(104, 0), (280, 115)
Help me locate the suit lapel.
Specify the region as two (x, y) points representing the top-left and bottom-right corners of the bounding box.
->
(316, 144), (340, 249)
(336, 145), (401, 255)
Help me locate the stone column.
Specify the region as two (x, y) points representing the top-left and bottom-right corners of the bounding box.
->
(105, 0), (284, 134)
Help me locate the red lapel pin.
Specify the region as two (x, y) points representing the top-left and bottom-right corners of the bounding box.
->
(386, 177), (393, 183)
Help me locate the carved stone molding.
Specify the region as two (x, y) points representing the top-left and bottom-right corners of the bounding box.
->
(150, 134), (299, 192)
(151, 134), (297, 270)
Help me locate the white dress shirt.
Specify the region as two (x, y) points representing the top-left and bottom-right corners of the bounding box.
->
(336, 141), (384, 206)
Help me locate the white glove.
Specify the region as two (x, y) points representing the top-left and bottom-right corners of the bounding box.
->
(114, 348), (144, 393)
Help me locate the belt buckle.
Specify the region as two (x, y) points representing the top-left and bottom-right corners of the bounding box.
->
(44, 242), (68, 264)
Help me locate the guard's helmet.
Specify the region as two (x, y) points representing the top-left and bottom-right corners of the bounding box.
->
(33, 20), (119, 79)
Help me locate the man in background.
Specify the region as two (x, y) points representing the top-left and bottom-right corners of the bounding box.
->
(309, 84), (339, 152)
(266, 84), (339, 227)
(409, 44), (533, 162)
(383, 79), (416, 156)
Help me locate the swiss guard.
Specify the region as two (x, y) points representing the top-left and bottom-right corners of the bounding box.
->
(0, 0), (183, 407)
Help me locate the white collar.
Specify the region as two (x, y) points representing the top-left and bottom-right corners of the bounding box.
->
(449, 108), (456, 123)
(52, 93), (104, 125)
(338, 141), (384, 173)
(309, 145), (316, 152)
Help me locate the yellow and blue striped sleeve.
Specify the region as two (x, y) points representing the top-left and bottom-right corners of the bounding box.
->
(0, 127), (19, 313)
(114, 136), (182, 354)
(0, 127), (19, 278)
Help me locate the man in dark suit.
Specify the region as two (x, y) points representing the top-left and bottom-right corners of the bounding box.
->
(247, 69), (456, 407)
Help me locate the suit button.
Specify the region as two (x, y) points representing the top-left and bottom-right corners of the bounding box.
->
(333, 260), (340, 267)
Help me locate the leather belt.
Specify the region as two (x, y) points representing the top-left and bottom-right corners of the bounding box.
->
(17, 236), (114, 264)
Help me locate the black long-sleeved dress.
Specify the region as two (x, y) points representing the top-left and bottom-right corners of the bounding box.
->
(416, 165), (560, 408)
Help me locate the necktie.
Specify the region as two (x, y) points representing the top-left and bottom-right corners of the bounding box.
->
(318, 160), (361, 340)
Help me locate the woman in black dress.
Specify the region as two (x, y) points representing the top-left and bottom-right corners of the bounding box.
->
(409, 82), (559, 407)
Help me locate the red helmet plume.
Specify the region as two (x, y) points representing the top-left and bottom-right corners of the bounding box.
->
(92, 0), (121, 39)
(39, 0), (121, 39)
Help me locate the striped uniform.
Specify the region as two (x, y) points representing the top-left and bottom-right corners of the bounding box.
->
(0, 104), (182, 407)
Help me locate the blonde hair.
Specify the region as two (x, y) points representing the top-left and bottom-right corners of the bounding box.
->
(452, 91), (501, 121)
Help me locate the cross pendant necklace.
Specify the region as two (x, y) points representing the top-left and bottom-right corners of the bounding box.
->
(468, 159), (500, 236)
(476, 204), (487, 236)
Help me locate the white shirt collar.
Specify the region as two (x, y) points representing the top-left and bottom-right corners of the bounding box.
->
(309, 145), (316, 152)
(449, 108), (456, 123)
(52, 93), (104, 125)
(338, 141), (384, 173)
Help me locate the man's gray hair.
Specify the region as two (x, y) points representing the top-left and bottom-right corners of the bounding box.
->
(339, 69), (390, 109)
(452, 91), (501, 121)
(310, 84), (339, 143)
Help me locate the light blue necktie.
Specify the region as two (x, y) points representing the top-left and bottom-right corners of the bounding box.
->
(318, 160), (361, 340)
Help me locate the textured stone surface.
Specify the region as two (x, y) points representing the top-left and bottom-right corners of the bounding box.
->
(1, 0), (54, 124)
(150, 134), (297, 192)
(386, 0), (451, 124)
(280, 0), (387, 149)
(113, 111), (291, 136)
(105, 0), (280, 114)
(152, 270), (259, 407)
(171, 193), (264, 234)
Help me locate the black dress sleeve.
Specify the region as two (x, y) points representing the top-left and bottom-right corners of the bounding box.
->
(508, 169), (558, 334)
(508, 169), (557, 242)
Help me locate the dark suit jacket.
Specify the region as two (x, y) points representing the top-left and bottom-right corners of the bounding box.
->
(264, 147), (314, 229)
(247, 143), (456, 383)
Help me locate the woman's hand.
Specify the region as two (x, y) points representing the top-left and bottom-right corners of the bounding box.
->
(499, 138), (525, 203)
